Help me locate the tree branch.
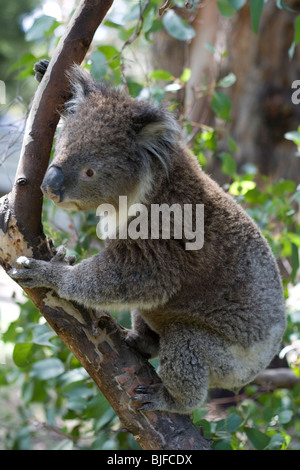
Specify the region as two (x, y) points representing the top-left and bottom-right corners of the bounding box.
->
(252, 368), (299, 390)
(0, 0), (210, 450)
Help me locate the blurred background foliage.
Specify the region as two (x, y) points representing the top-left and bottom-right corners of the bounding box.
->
(0, 0), (300, 450)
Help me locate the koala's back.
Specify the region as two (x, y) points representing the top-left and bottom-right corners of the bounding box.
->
(116, 146), (285, 393)
(129, 146), (285, 349)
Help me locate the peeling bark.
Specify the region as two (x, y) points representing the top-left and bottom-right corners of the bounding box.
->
(0, 0), (210, 450)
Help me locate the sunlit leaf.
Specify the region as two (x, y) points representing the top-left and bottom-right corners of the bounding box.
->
(13, 343), (34, 367)
(149, 69), (174, 81)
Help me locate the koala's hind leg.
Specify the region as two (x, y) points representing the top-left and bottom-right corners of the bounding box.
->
(133, 325), (209, 414)
(126, 311), (160, 359)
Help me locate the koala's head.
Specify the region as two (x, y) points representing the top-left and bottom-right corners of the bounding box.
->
(41, 65), (180, 211)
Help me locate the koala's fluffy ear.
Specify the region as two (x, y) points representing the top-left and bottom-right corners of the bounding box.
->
(64, 64), (97, 115)
(133, 104), (181, 175)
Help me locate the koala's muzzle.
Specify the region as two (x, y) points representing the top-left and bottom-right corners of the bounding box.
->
(41, 165), (65, 202)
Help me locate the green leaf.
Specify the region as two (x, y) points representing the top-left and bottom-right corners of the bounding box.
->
(218, 72), (236, 88)
(32, 324), (55, 346)
(30, 358), (64, 380)
(244, 187), (267, 203)
(250, 0), (264, 34)
(228, 0), (247, 10)
(245, 427), (271, 450)
(84, 394), (111, 419)
(267, 433), (284, 450)
(97, 45), (121, 82)
(226, 412), (242, 433)
(143, 7), (156, 33)
(162, 10), (196, 41)
(220, 152), (237, 177)
(89, 51), (107, 80)
(214, 440), (232, 450)
(272, 180), (296, 196)
(211, 91), (232, 120)
(294, 16), (300, 45)
(25, 15), (56, 41)
(277, 409), (293, 424)
(13, 343), (34, 367)
(123, 4), (141, 23)
(180, 68), (192, 83)
(217, 0), (236, 17)
(230, 180), (256, 195)
(287, 232), (300, 247)
(103, 20), (123, 29)
(228, 134), (237, 153)
(149, 69), (174, 81)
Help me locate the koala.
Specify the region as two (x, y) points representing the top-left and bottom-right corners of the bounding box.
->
(10, 60), (286, 414)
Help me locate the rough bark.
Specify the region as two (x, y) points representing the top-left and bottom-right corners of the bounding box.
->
(154, 1), (300, 182)
(225, 0), (300, 181)
(0, 0), (210, 451)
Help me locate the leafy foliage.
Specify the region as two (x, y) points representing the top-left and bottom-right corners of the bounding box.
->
(1, 0), (300, 450)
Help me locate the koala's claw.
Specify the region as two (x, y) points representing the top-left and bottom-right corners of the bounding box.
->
(9, 256), (46, 288)
(34, 59), (49, 82)
(133, 383), (169, 412)
(52, 245), (76, 265)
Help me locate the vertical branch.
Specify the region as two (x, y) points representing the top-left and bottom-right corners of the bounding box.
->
(10, 0), (114, 249)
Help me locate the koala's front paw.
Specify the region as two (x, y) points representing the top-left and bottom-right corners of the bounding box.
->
(34, 59), (49, 82)
(133, 383), (176, 412)
(9, 246), (73, 289)
(9, 256), (54, 288)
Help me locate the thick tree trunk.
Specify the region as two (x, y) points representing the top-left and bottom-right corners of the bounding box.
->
(225, 0), (300, 180)
(0, 0), (210, 451)
(154, 1), (300, 182)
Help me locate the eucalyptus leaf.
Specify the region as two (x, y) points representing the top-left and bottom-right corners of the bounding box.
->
(13, 343), (34, 367)
(218, 73), (236, 88)
(250, 0), (264, 34)
(228, 0), (247, 10)
(149, 69), (174, 81)
(30, 358), (64, 380)
(211, 91), (232, 120)
(245, 427), (271, 450)
(90, 51), (107, 80)
(25, 15), (56, 42)
(162, 10), (196, 41)
(220, 152), (237, 177)
(217, 0), (235, 17)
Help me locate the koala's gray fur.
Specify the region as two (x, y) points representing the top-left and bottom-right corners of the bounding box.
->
(11, 63), (286, 414)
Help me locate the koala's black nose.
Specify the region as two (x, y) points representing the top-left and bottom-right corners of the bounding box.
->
(41, 165), (65, 200)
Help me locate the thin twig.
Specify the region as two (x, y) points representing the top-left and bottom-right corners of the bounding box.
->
(159, 0), (172, 16)
(119, 0), (150, 86)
